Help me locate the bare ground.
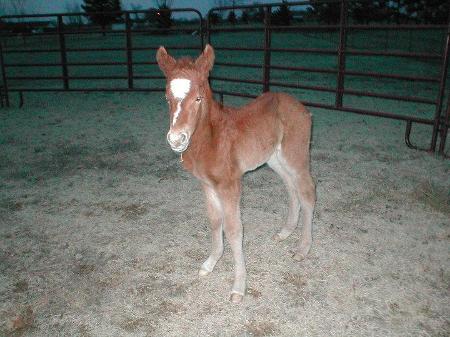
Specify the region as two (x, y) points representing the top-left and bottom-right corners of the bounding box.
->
(0, 92), (449, 337)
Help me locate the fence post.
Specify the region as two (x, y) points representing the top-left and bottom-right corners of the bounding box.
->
(125, 12), (134, 89)
(263, 6), (272, 93)
(206, 11), (212, 46)
(335, 0), (347, 108)
(438, 89), (449, 155)
(0, 40), (10, 107)
(57, 15), (69, 90)
(431, 12), (450, 152)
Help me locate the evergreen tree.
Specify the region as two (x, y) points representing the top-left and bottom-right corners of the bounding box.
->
(81, 0), (122, 32)
(251, 6), (265, 23)
(227, 10), (237, 25)
(272, 1), (293, 26)
(350, 1), (390, 24)
(146, 0), (172, 30)
(209, 12), (222, 26)
(241, 9), (250, 24)
(404, 0), (449, 24)
(308, 0), (341, 25)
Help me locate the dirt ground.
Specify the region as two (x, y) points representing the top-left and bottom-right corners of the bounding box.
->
(0, 91), (449, 337)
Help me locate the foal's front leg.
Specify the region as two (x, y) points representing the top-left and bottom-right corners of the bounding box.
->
(217, 180), (246, 303)
(199, 184), (224, 276)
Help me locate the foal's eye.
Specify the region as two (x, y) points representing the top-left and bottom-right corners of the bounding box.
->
(196, 97), (202, 102)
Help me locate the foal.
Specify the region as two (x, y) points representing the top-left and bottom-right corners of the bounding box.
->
(157, 44), (315, 303)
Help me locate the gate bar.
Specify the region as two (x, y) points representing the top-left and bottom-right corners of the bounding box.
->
(125, 12), (133, 89)
(0, 41), (9, 107)
(263, 6), (272, 93)
(430, 11), (450, 152)
(336, 0), (348, 108)
(57, 15), (69, 90)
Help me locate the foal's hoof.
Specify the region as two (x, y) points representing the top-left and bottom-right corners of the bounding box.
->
(272, 232), (287, 242)
(272, 231), (291, 242)
(272, 233), (283, 242)
(198, 268), (211, 277)
(292, 252), (306, 261)
(230, 292), (244, 304)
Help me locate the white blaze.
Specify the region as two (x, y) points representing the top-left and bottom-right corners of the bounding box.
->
(172, 101), (182, 126)
(170, 78), (191, 99)
(170, 78), (191, 126)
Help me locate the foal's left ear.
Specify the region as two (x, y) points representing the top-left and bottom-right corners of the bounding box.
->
(195, 44), (215, 77)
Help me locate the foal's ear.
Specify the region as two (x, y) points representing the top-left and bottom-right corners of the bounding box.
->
(156, 46), (176, 76)
(195, 44), (215, 76)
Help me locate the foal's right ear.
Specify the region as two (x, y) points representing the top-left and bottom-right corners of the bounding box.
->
(156, 46), (176, 76)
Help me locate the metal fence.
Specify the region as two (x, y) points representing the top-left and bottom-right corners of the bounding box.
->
(206, 0), (450, 156)
(0, 7), (204, 102)
(0, 1), (448, 155)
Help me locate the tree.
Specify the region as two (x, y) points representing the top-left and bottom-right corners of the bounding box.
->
(350, 1), (390, 24)
(389, 0), (407, 23)
(272, 1), (293, 26)
(81, 0), (122, 32)
(208, 12), (222, 25)
(227, 10), (237, 24)
(308, 0), (341, 25)
(146, 0), (173, 29)
(403, 0), (449, 24)
(241, 9), (250, 24)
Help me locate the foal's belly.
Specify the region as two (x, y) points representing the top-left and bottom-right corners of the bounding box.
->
(236, 117), (282, 173)
(237, 136), (280, 173)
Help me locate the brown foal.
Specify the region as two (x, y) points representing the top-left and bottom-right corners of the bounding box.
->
(156, 44), (316, 303)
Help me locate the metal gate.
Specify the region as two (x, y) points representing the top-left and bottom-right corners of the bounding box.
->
(206, 0), (449, 156)
(0, 1), (448, 155)
(0, 7), (203, 103)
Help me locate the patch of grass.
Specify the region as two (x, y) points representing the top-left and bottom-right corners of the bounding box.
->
(119, 318), (145, 332)
(107, 137), (141, 154)
(0, 198), (24, 211)
(13, 280), (29, 293)
(2, 138), (147, 183)
(33, 145), (47, 153)
(8, 306), (35, 336)
(0, 134), (16, 145)
(73, 263), (96, 276)
(245, 320), (278, 337)
(283, 272), (307, 288)
(414, 182), (450, 215)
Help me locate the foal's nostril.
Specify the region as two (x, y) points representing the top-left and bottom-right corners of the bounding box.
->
(180, 132), (188, 144)
(167, 131), (189, 146)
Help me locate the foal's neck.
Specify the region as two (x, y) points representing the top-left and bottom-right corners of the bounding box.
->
(188, 86), (222, 151)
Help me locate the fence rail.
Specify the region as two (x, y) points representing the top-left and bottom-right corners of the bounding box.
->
(0, 1), (448, 155)
(207, 0), (449, 156)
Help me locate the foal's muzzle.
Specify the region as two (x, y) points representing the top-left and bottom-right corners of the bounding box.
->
(167, 131), (190, 153)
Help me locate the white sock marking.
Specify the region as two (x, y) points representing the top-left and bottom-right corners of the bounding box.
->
(170, 78), (191, 126)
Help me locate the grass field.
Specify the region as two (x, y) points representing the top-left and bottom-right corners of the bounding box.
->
(0, 26), (449, 337)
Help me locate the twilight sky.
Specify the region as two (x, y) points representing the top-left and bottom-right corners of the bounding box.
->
(1, 1), (277, 17)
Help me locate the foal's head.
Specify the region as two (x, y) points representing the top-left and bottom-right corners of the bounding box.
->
(156, 45), (215, 153)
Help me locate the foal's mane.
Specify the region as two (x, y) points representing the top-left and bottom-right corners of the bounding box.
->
(172, 57), (196, 72)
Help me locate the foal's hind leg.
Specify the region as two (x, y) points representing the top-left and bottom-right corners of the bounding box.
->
(199, 184), (224, 276)
(279, 141), (316, 261)
(291, 167), (315, 261)
(267, 153), (300, 241)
